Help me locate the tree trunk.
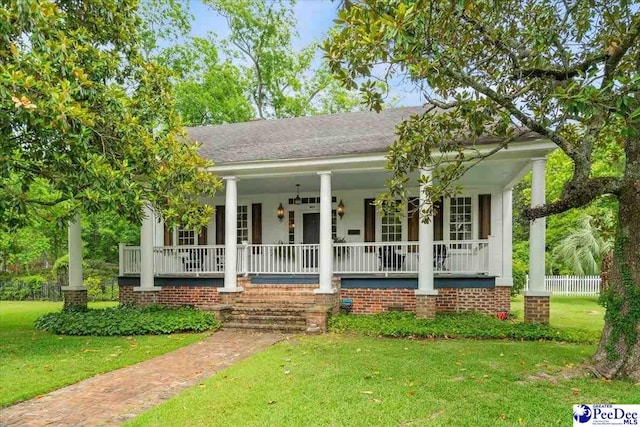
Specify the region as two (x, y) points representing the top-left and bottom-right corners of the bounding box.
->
(591, 157), (640, 380)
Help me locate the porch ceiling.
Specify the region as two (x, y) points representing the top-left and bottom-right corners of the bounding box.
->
(227, 157), (532, 195)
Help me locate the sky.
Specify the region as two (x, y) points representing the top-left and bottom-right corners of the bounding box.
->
(185, 0), (422, 107)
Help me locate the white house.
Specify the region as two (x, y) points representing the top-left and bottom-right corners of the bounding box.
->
(67, 107), (555, 327)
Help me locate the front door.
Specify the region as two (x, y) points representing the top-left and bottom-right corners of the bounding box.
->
(303, 213), (320, 268)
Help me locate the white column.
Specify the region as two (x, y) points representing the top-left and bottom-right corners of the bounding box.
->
(526, 158), (549, 295)
(498, 188), (513, 286)
(417, 169), (437, 295)
(66, 214), (84, 290)
(222, 176), (241, 292)
(316, 171), (335, 293)
(137, 203), (156, 290)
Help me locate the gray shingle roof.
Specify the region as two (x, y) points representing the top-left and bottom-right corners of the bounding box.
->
(189, 107), (424, 164)
(188, 107), (540, 164)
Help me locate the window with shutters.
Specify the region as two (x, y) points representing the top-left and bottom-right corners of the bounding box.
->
(237, 205), (248, 244)
(381, 214), (402, 242)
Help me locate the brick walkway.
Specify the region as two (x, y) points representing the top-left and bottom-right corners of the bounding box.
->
(0, 331), (285, 427)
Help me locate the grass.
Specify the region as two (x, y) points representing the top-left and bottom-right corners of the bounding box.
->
(511, 295), (604, 333)
(128, 335), (638, 427)
(0, 301), (210, 407)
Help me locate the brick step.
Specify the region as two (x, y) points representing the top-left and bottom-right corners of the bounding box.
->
(241, 291), (316, 297)
(236, 297), (315, 304)
(242, 289), (315, 298)
(231, 305), (310, 314)
(232, 304), (313, 313)
(222, 322), (307, 333)
(245, 285), (318, 290)
(234, 297), (315, 304)
(227, 313), (306, 326)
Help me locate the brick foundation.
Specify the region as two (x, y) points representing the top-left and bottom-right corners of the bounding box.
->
(314, 292), (340, 315)
(340, 286), (512, 315)
(119, 285), (223, 308)
(118, 278), (512, 318)
(340, 288), (416, 314)
(524, 295), (550, 323)
(63, 289), (88, 309)
(415, 294), (437, 318)
(135, 290), (161, 306)
(436, 287), (509, 314)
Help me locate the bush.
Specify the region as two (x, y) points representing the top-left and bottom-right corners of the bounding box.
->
(0, 282), (31, 300)
(34, 305), (219, 336)
(512, 258), (527, 296)
(0, 273), (53, 300)
(328, 312), (596, 344)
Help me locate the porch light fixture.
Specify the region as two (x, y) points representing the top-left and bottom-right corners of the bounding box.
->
(337, 199), (345, 219)
(276, 203), (285, 221)
(293, 184), (302, 205)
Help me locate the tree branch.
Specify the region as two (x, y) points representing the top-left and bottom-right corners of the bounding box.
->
(445, 65), (578, 159)
(516, 54), (607, 80)
(602, 12), (640, 89)
(523, 176), (623, 220)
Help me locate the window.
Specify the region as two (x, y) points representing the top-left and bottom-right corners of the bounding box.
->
(177, 228), (196, 246)
(332, 209), (337, 239)
(381, 213), (402, 242)
(237, 205), (248, 244)
(288, 211), (295, 243)
(449, 197), (472, 241)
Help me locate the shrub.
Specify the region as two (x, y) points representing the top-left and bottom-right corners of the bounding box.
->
(34, 305), (219, 336)
(0, 273), (51, 300)
(328, 312), (596, 344)
(512, 259), (527, 296)
(0, 282), (31, 300)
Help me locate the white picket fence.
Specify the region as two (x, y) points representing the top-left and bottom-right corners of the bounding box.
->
(526, 275), (601, 296)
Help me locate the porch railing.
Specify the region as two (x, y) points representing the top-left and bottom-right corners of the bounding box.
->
(333, 240), (489, 275)
(120, 240), (490, 276)
(246, 244), (320, 274)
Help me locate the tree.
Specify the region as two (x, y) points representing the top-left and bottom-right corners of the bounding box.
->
(160, 37), (255, 126)
(513, 147), (621, 276)
(205, 0), (359, 119)
(325, 1), (640, 379)
(1, 0), (220, 230)
(553, 215), (614, 275)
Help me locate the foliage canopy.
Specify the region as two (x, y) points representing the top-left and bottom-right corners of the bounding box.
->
(0, 0), (220, 230)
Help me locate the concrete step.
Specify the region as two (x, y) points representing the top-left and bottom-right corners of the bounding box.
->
(222, 322), (307, 333)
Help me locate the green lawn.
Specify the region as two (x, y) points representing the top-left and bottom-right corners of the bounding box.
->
(511, 295), (604, 333)
(128, 335), (638, 427)
(129, 296), (635, 427)
(0, 301), (209, 407)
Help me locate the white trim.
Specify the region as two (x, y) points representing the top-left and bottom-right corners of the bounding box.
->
(415, 289), (438, 296)
(503, 162), (532, 190)
(523, 290), (552, 297)
(207, 140), (556, 176)
(133, 286), (162, 292)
